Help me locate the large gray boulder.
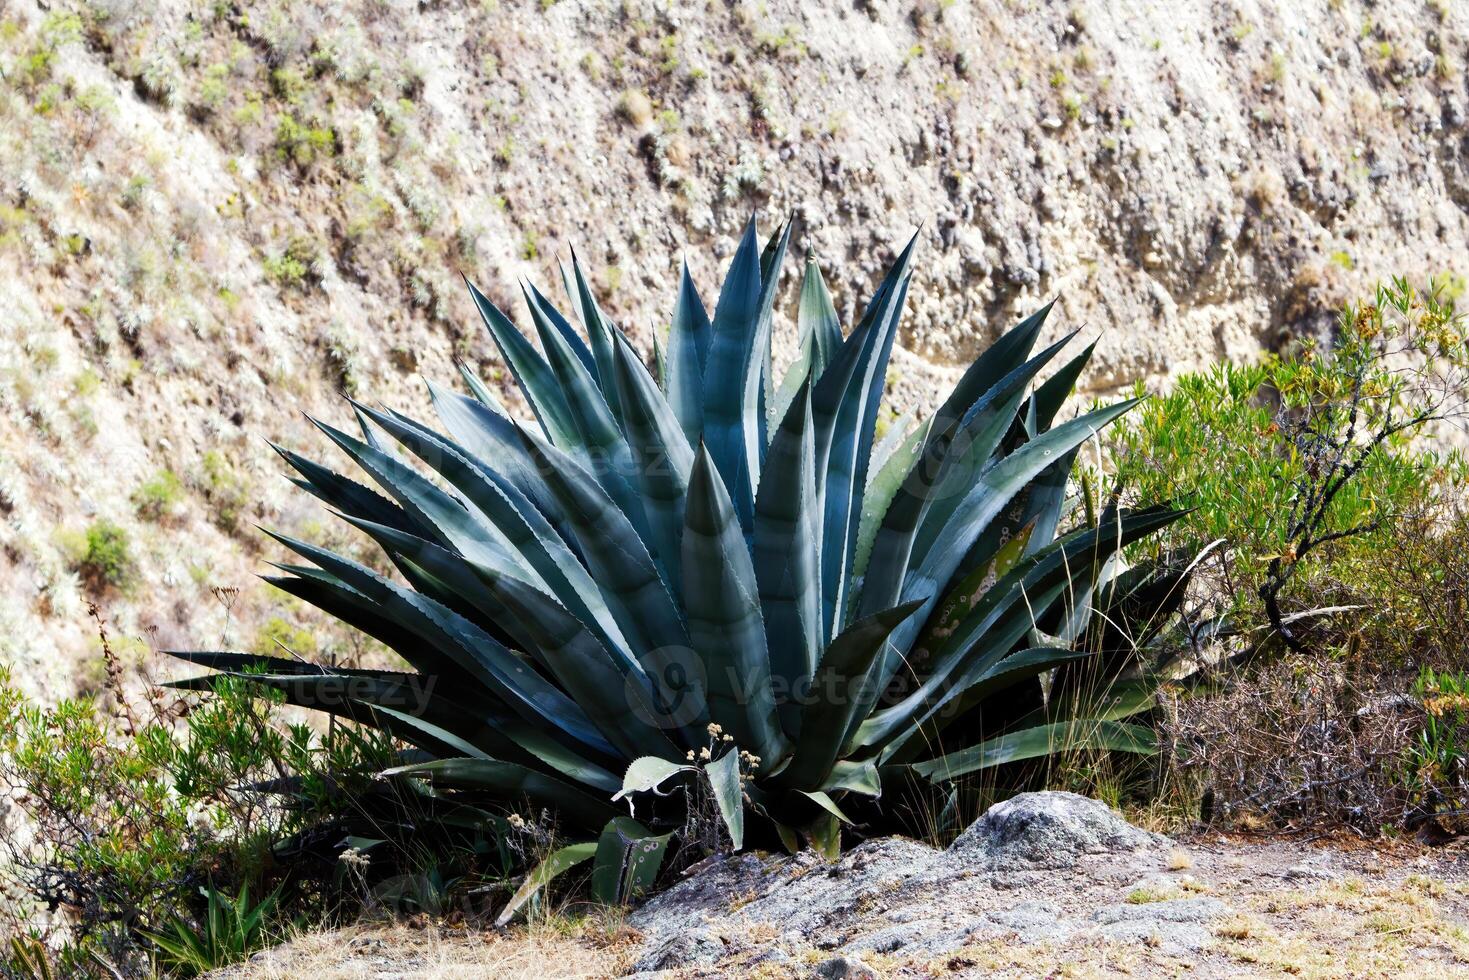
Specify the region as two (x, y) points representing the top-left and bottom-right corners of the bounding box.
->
(950, 791), (1170, 869)
(623, 792), (1197, 975)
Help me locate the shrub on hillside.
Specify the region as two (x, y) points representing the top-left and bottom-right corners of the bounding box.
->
(1104, 279), (1469, 829)
(0, 614), (397, 976)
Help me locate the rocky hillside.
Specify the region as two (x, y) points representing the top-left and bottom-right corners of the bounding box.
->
(1, 0), (1466, 697)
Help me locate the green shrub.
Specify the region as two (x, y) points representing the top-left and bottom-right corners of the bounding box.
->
(69, 519), (134, 590)
(199, 450), (250, 532)
(170, 218), (1190, 917)
(262, 236), (322, 292)
(1405, 665), (1469, 833)
(250, 615), (316, 658)
(1104, 278), (1469, 659)
(1113, 281), (1469, 830)
(273, 113), (336, 168)
(0, 652), (397, 974)
(133, 469), (185, 522)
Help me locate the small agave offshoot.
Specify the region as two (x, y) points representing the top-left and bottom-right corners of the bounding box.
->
(169, 217), (1190, 918)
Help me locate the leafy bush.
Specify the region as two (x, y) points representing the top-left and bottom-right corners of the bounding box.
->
(169, 218), (1190, 913)
(0, 625), (396, 975)
(1406, 666), (1469, 834)
(133, 469), (185, 522)
(1108, 280), (1469, 830)
(1105, 279), (1469, 663)
(68, 519), (134, 591)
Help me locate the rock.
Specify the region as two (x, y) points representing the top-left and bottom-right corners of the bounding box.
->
(950, 791), (1170, 869)
(1091, 897), (1232, 953)
(811, 955), (878, 979)
(628, 927), (726, 973)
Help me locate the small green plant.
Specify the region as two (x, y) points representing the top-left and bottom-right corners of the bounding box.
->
(144, 883), (281, 977)
(72, 519), (134, 590)
(263, 236), (321, 291)
(0, 616), (400, 974)
(199, 450), (251, 532)
(250, 615), (316, 658)
(133, 469), (185, 522)
(273, 113), (336, 168)
(1406, 667), (1469, 831)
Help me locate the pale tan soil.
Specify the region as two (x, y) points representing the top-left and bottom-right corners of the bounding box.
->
(216, 835), (1469, 979)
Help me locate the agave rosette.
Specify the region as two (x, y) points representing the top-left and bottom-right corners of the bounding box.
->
(169, 218), (1184, 860)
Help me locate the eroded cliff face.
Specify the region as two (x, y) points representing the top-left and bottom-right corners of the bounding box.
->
(0, 0), (1465, 694)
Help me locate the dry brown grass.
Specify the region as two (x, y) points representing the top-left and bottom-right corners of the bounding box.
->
(219, 920), (635, 979)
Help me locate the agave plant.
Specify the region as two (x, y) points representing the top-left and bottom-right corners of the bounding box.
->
(170, 217), (1185, 893)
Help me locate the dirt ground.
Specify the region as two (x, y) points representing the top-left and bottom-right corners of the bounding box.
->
(216, 832), (1469, 979)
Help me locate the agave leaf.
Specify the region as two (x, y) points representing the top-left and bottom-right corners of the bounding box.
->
(857, 332), (1074, 619)
(945, 451), (1074, 594)
(926, 302), (1053, 447)
(522, 282), (647, 525)
(567, 251), (628, 421)
(705, 748), (745, 851)
(356, 404), (640, 658)
(652, 330), (666, 387)
(860, 507), (1187, 755)
(798, 790), (853, 825)
(910, 719), (1156, 782)
(465, 278), (580, 448)
(614, 756), (696, 804)
(752, 381), (822, 735)
(167, 669), (500, 763)
(424, 380), (569, 535)
(909, 520), (1037, 666)
(495, 842), (598, 927)
(701, 219), (764, 528)
(559, 258), (589, 334)
(516, 426), (690, 661)
(262, 571), (452, 674)
(850, 415), (932, 585)
(774, 255), (841, 426)
(591, 816), (672, 905)
(263, 530), (615, 756)
(524, 277), (596, 379)
(812, 233), (918, 639)
(386, 757), (621, 824)
(904, 332), (1080, 571)
(272, 443), (422, 537)
(754, 218), (793, 449)
(457, 361), (507, 413)
(349, 516), (682, 758)
(452, 550), (690, 758)
(885, 399), (1145, 667)
(1015, 677), (1160, 729)
(367, 701), (624, 795)
(822, 759), (881, 797)
(807, 811), (841, 861)
(779, 599), (924, 791)
(683, 447), (786, 764)
(609, 332), (696, 597)
(665, 261), (713, 446)
(1026, 341), (1095, 437)
(310, 417), (519, 574)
